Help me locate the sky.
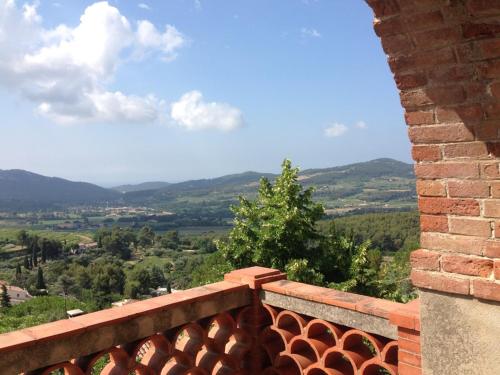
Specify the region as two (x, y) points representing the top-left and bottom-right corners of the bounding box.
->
(0, 0), (411, 186)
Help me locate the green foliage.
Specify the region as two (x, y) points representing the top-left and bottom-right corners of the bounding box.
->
(0, 296), (92, 333)
(217, 159), (324, 270)
(138, 225), (155, 248)
(36, 267), (46, 290)
(190, 252), (233, 287)
(1, 284), (11, 308)
(327, 211), (419, 253)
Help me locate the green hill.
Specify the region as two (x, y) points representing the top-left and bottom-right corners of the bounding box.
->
(0, 169), (121, 210)
(123, 158), (416, 216)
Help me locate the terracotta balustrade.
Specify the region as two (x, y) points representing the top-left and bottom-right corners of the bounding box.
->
(0, 267), (420, 375)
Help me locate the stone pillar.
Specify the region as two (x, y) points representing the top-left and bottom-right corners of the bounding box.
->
(366, 1), (500, 373)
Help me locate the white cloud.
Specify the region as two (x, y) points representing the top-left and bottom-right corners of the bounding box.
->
(194, 0), (202, 11)
(138, 3), (150, 10)
(136, 21), (186, 61)
(171, 91), (244, 131)
(324, 123), (348, 138)
(355, 120), (367, 129)
(301, 27), (321, 38)
(0, 0), (185, 124)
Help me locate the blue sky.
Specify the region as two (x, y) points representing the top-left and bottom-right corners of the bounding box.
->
(0, 0), (410, 186)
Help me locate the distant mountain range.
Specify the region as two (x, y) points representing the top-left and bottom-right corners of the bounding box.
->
(0, 169), (120, 210)
(0, 159), (416, 213)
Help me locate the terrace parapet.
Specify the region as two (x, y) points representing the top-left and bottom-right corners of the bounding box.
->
(0, 267), (420, 375)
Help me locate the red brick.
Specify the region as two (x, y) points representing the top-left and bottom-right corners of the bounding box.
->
(373, 16), (404, 37)
(414, 27), (462, 49)
(448, 180), (490, 198)
(389, 48), (456, 74)
(429, 65), (474, 84)
(448, 217), (492, 237)
(476, 121), (500, 140)
(399, 350), (422, 367)
(415, 163), (479, 179)
(472, 279), (500, 302)
(480, 162), (500, 179)
(398, 337), (421, 354)
(478, 39), (500, 59)
(485, 240), (500, 257)
(416, 180), (446, 197)
(411, 249), (441, 270)
(398, 327), (421, 343)
(420, 232), (485, 255)
(382, 34), (415, 55)
(425, 85), (467, 106)
(463, 22), (500, 39)
(441, 254), (493, 277)
(401, 89), (433, 108)
(412, 145), (441, 162)
(478, 59), (500, 79)
(420, 215), (448, 233)
(398, 362), (423, 375)
(491, 181), (500, 198)
(408, 124), (474, 144)
(405, 110), (434, 125)
(404, 10), (444, 30)
(395, 72), (427, 90)
(484, 199), (500, 217)
(419, 197), (480, 216)
(443, 142), (489, 159)
(466, 0), (500, 16)
(435, 104), (483, 123)
(495, 221), (500, 238)
(494, 260), (500, 279)
(411, 269), (470, 295)
(366, 0), (400, 18)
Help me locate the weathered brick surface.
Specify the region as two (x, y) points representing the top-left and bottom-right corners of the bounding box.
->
(411, 270), (470, 295)
(448, 180), (490, 198)
(441, 254), (493, 277)
(416, 180), (446, 197)
(369, 0), (500, 301)
(411, 249), (441, 271)
(420, 214), (448, 233)
(418, 197), (480, 216)
(448, 217), (492, 237)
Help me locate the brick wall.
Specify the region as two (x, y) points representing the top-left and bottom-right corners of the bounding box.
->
(366, 0), (500, 302)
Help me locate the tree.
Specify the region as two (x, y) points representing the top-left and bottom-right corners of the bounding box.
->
(1, 284), (11, 308)
(15, 264), (22, 282)
(217, 159), (324, 270)
(101, 228), (131, 260)
(23, 256), (30, 271)
(16, 230), (29, 249)
(138, 226), (155, 248)
(150, 266), (166, 288)
(36, 267), (46, 290)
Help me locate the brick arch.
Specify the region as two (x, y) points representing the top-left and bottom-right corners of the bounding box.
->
(366, 0), (500, 303)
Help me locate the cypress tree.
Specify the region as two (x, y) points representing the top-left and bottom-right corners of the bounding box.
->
(36, 267), (46, 290)
(15, 264), (22, 280)
(1, 284), (11, 308)
(32, 245), (38, 267)
(23, 256), (29, 270)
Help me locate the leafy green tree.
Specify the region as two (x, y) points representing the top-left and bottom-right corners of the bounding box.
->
(217, 159), (324, 271)
(150, 266), (166, 288)
(36, 267), (46, 290)
(1, 284), (12, 309)
(138, 226), (155, 248)
(101, 228), (131, 260)
(16, 230), (29, 250)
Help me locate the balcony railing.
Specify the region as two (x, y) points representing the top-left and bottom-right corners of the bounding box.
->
(0, 267), (420, 375)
